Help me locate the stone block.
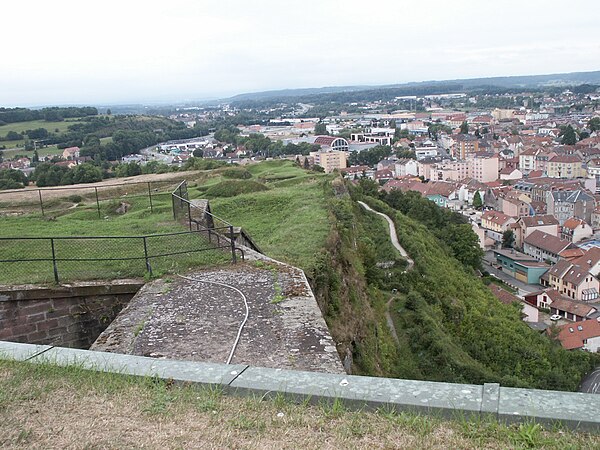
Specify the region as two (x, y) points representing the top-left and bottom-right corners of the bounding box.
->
(498, 387), (600, 431)
(229, 367), (483, 416)
(0, 341), (53, 361)
(29, 346), (248, 386)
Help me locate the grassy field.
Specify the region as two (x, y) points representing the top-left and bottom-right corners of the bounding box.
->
(0, 119), (79, 136)
(0, 160), (327, 284)
(0, 144), (62, 159)
(0, 119), (81, 152)
(0, 191), (230, 284)
(206, 161), (332, 271)
(0, 359), (597, 449)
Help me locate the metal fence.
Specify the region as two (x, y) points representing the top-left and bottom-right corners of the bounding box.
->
(0, 179), (185, 218)
(0, 180), (244, 285)
(171, 180), (243, 263)
(0, 230), (233, 284)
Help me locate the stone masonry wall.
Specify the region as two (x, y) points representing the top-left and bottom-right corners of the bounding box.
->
(0, 281), (143, 349)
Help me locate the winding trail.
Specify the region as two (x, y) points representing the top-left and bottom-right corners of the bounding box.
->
(357, 201), (414, 345)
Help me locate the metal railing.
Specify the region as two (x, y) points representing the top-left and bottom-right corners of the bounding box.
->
(0, 230), (232, 284)
(0, 179), (184, 218)
(171, 181), (243, 263)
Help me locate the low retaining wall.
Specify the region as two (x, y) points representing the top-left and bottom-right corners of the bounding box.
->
(0, 281), (143, 349)
(1, 341), (598, 432)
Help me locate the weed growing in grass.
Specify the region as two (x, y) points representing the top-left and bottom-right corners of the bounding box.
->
(514, 421), (545, 448)
(320, 397), (346, 419)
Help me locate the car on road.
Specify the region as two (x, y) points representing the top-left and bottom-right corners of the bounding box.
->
(550, 314), (562, 321)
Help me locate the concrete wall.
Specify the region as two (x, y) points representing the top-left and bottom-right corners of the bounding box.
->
(0, 281), (143, 349)
(1, 341), (598, 432)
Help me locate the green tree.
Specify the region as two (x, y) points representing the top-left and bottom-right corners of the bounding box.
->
(442, 223), (483, 270)
(192, 148), (204, 158)
(560, 125), (577, 145)
(4, 131), (23, 141)
(502, 230), (515, 248)
(0, 169), (28, 190)
(460, 121), (469, 134)
(314, 122), (328, 135)
(472, 191), (483, 210)
(588, 117), (600, 132)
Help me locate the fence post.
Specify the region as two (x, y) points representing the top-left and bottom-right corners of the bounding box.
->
(172, 194), (176, 220)
(94, 187), (101, 218)
(229, 225), (237, 264)
(187, 201), (192, 231)
(38, 190), (45, 217)
(143, 236), (152, 276)
(147, 182), (154, 213)
(50, 238), (59, 283)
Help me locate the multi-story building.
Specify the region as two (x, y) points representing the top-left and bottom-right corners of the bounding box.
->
(514, 214), (559, 249)
(546, 190), (595, 225)
(452, 134), (480, 159)
(313, 135), (349, 152)
(523, 230), (574, 263)
(469, 153), (499, 183)
(542, 252), (600, 302)
(309, 150), (348, 173)
(546, 155), (585, 179)
(518, 148), (541, 173)
(481, 210), (517, 243)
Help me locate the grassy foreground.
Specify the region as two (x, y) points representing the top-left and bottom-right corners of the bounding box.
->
(0, 359), (598, 449)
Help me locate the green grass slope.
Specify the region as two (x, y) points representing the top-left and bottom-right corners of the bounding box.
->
(358, 195), (597, 391)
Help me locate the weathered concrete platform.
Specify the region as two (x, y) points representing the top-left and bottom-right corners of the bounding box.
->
(92, 263), (344, 374)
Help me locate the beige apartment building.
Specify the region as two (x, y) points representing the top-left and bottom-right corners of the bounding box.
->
(309, 150), (348, 173)
(546, 155), (585, 179)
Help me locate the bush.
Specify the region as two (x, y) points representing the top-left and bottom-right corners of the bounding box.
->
(67, 195), (83, 203)
(221, 168), (252, 179)
(205, 180), (268, 198)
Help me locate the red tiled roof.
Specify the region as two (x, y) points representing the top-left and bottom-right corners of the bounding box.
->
(519, 215), (559, 228)
(562, 217), (587, 230)
(482, 210), (515, 226)
(556, 319), (600, 350)
(549, 155), (582, 164)
(524, 230), (572, 254)
(488, 284), (519, 305)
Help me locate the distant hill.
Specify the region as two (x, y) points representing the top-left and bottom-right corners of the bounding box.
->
(224, 70), (600, 104)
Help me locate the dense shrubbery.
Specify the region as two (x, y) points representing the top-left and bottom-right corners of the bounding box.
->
(350, 190), (597, 390)
(30, 163), (102, 187)
(0, 169), (28, 190)
(183, 157), (228, 171)
(0, 107), (97, 124)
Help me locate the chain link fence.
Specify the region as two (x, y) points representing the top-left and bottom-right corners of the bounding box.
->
(172, 181), (242, 262)
(0, 180), (185, 219)
(0, 179), (245, 285)
(0, 231), (232, 285)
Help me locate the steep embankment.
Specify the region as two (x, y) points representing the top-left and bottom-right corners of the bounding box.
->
(208, 164), (596, 390)
(350, 193), (597, 391)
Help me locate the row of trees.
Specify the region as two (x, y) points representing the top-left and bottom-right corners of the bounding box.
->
(0, 107), (97, 125)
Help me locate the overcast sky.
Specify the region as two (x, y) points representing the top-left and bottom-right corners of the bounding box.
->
(2, 0), (599, 107)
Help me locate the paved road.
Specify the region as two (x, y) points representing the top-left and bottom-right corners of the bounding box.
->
(580, 367), (600, 394)
(357, 201), (414, 344)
